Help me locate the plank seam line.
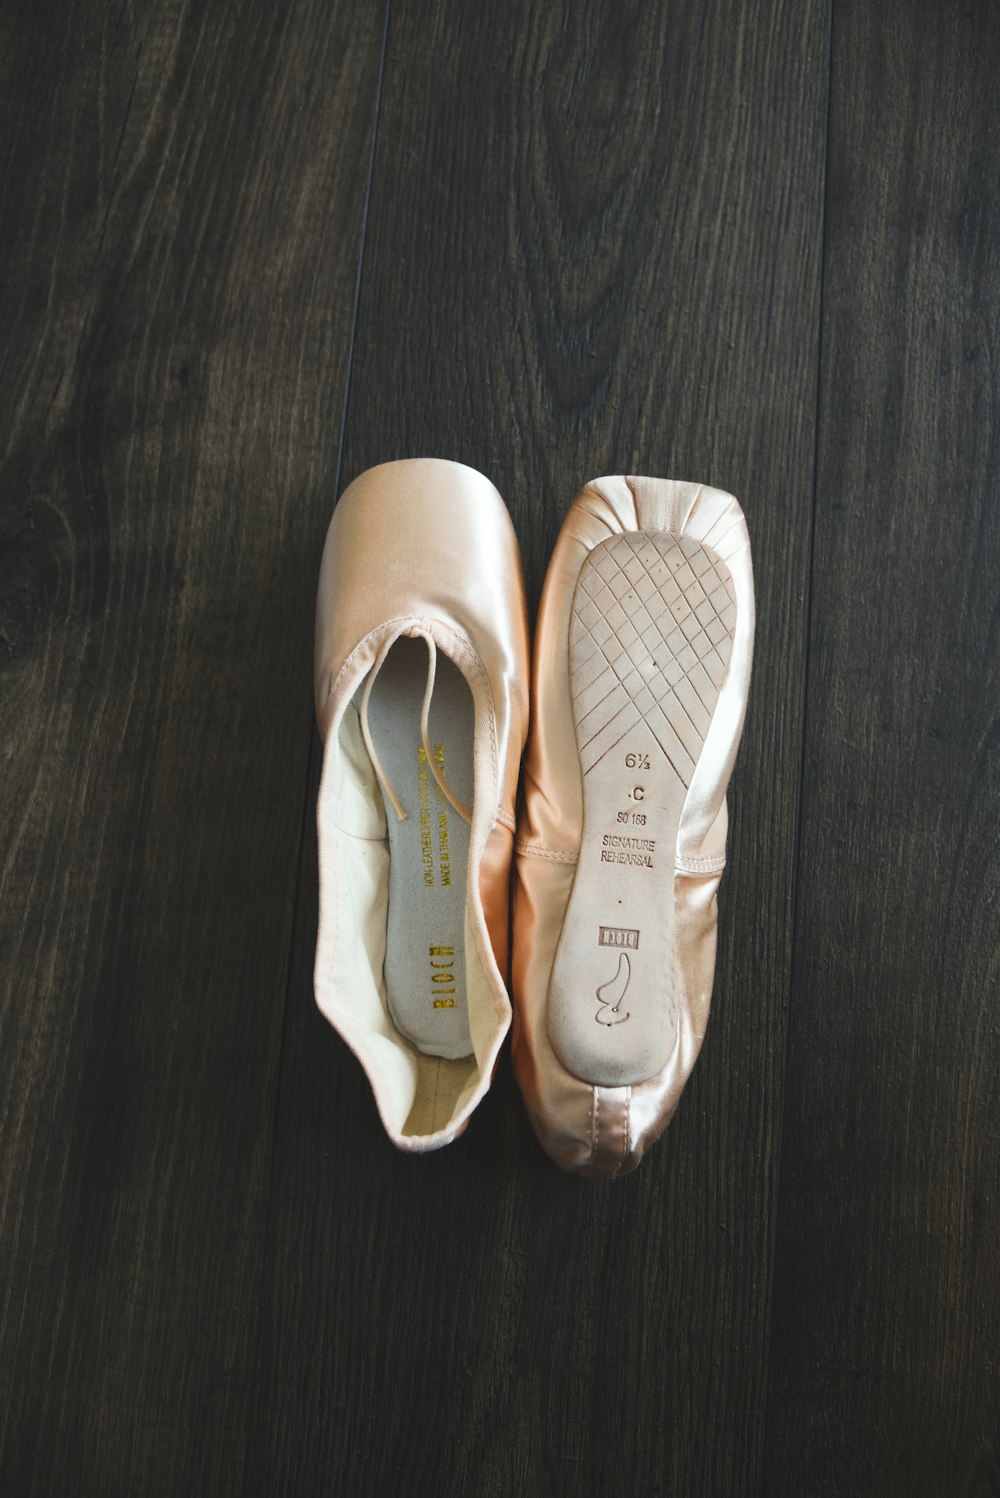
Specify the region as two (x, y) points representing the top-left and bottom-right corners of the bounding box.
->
(758, 0), (837, 1486)
(239, 0), (394, 1473)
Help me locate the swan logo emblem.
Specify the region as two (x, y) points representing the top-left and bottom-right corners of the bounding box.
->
(595, 952), (632, 1026)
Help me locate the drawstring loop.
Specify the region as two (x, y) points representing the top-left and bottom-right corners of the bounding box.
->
(358, 634), (408, 821)
(358, 627), (473, 826)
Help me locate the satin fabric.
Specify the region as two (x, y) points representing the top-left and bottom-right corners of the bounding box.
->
(314, 459), (529, 1149)
(512, 477), (754, 1177)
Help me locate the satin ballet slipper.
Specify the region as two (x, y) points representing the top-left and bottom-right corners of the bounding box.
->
(314, 459), (529, 1150)
(513, 477), (754, 1177)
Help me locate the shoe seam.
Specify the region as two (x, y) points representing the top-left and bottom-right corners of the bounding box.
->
(515, 837), (724, 874)
(612, 1087), (632, 1178)
(514, 838), (578, 863)
(324, 614), (417, 712)
(676, 853), (727, 873)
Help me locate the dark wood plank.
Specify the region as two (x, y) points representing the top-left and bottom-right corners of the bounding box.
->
(0, 1), (386, 1492)
(248, 3), (828, 1494)
(763, 3), (1000, 1493)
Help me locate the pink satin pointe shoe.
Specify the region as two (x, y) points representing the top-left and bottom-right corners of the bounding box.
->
(512, 477), (755, 1177)
(314, 459), (529, 1150)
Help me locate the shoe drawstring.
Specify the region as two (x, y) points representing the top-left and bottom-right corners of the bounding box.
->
(358, 627), (473, 826)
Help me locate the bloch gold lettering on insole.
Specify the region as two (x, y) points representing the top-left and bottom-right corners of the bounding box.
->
(417, 747), (434, 887)
(429, 946), (457, 1008)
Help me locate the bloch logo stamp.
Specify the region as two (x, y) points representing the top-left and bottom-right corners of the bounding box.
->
(595, 952), (632, 1026)
(598, 926), (640, 950)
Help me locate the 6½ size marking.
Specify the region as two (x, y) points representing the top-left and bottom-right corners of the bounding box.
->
(598, 926), (640, 950)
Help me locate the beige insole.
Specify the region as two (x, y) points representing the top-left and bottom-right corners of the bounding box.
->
(363, 638), (474, 1060)
(548, 531), (737, 1087)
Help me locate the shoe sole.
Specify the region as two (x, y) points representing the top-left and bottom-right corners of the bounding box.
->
(548, 530), (737, 1087)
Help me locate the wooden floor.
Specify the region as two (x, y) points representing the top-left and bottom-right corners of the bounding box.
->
(2, 2), (998, 1494)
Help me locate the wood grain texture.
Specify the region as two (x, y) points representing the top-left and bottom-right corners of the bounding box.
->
(763, 3), (1000, 1495)
(247, 3), (828, 1495)
(10, 1), (994, 1494)
(0, 1), (386, 1492)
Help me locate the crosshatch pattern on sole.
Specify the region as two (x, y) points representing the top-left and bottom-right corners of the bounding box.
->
(547, 531), (737, 1088)
(569, 532), (737, 782)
